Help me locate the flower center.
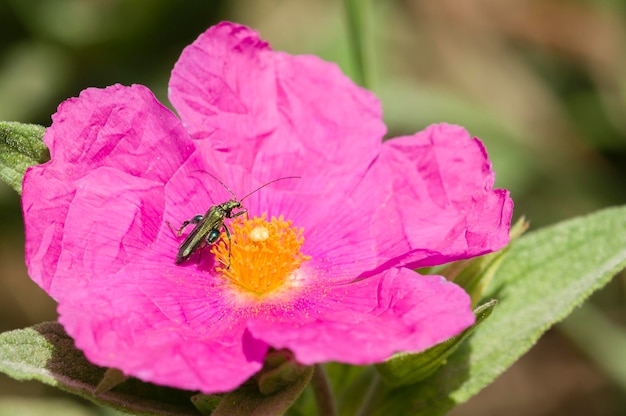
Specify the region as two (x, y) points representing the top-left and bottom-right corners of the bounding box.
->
(210, 214), (310, 296)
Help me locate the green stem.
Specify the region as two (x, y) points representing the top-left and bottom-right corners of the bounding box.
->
(343, 0), (374, 89)
(355, 371), (382, 416)
(311, 364), (338, 416)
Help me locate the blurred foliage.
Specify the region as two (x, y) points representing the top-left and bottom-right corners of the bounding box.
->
(0, 0), (624, 414)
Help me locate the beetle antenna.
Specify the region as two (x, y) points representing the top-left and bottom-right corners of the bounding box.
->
(194, 170), (237, 199)
(240, 176), (301, 202)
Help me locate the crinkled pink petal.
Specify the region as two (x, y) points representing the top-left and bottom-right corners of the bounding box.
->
(169, 22), (385, 199)
(369, 123), (513, 268)
(168, 22), (512, 279)
(21, 85), (268, 392)
(21, 21), (512, 394)
(57, 261), (268, 392)
(276, 124), (513, 280)
(23, 84), (194, 294)
(247, 268), (474, 364)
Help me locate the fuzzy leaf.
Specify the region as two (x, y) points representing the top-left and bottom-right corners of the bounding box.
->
(370, 205), (626, 415)
(0, 397), (97, 416)
(0, 121), (49, 194)
(0, 322), (202, 416)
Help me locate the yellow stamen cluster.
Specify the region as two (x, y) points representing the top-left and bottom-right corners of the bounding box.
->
(210, 214), (310, 296)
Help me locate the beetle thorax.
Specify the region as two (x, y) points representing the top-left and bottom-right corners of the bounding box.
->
(221, 200), (242, 212)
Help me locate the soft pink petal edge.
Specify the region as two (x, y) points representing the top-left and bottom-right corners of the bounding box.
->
(355, 123), (513, 273)
(168, 21), (385, 196)
(284, 123), (513, 281)
(247, 268), (474, 364)
(57, 287), (267, 393)
(22, 84), (195, 295)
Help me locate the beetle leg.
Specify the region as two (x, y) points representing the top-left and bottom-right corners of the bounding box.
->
(230, 208), (249, 221)
(223, 224), (233, 269)
(176, 214), (204, 236)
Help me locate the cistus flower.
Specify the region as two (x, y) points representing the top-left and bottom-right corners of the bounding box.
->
(21, 22), (513, 393)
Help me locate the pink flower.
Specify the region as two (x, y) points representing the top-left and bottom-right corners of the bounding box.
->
(22, 22), (513, 393)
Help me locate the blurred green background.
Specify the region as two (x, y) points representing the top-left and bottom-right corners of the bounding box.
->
(0, 0), (624, 415)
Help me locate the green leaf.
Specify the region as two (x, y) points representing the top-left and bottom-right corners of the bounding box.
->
(0, 121), (49, 194)
(376, 300), (497, 387)
(370, 205), (626, 415)
(0, 397), (104, 416)
(0, 322), (202, 416)
(211, 366), (313, 416)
